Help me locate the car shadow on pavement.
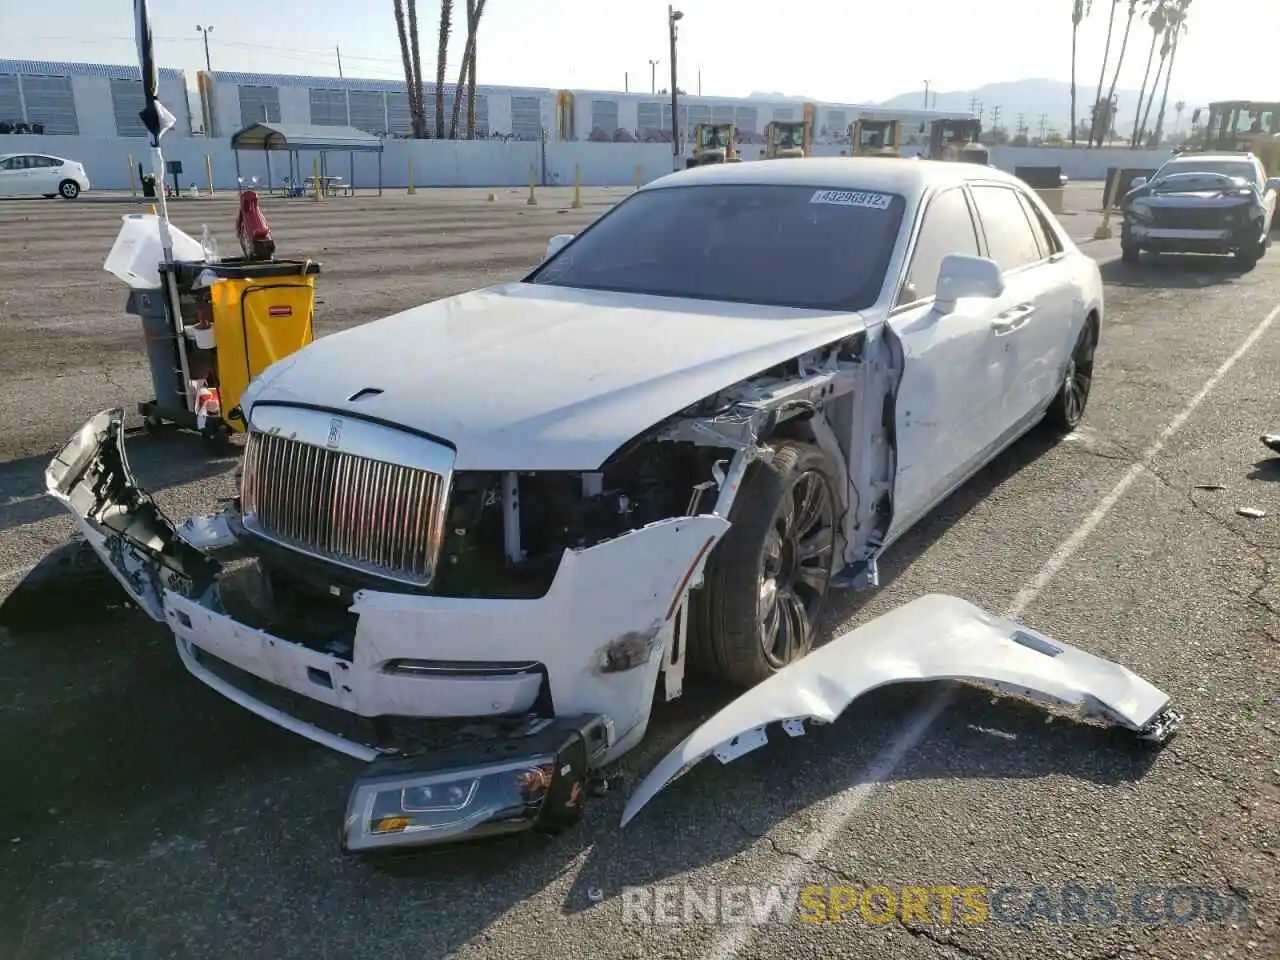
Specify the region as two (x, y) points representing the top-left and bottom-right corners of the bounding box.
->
(0, 426), (239, 537)
(1099, 253), (1256, 290)
(1246, 456), (1280, 482)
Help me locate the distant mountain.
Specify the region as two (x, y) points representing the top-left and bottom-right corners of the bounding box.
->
(874, 78), (1199, 136)
(747, 91), (813, 103)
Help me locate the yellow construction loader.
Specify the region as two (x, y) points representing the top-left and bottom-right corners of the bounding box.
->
(850, 119), (902, 157)
(764, 119), (811, 159)
(928, 118), (988, 163)
(686, 122), (741, 167)
(1184, 101), (1280, 177)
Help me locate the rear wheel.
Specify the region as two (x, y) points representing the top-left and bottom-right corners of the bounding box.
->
(58, 179), (80, 199)
(691, 440), (840, 689)
(1041, 317), (1097, 435)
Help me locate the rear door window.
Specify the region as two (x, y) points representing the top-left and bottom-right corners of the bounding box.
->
(970, 185), (1044, 272)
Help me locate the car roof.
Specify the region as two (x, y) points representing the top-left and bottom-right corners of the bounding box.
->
(642, 157), (1023, 197)
(1164, 153), (1255, 165)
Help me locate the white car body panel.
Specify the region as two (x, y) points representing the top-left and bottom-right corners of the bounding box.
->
(621, 593), (1181, 826)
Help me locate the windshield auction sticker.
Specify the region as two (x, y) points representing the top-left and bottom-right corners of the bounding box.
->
(810, 189), (892, 209)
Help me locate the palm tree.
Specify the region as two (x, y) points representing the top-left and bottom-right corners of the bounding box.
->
(1174, 99), (1186, 134)
(1130, 0), (1166, 147)
(435, 0), (454, 138)
(448, 0), (487, 139)
(465, 0), (487, 138)
(1135, 5), (1173, 146)
(1088, 0), (1121, 148)
(407, 0), (427, 138)
(393, 0), (423, 138)
(1097, 0), (1139, 147)
(1151, 0), (1190, 147)
(1070, 0), (1089, 146)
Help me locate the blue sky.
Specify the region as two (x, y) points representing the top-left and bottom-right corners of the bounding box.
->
(0, 0), (1256, 104)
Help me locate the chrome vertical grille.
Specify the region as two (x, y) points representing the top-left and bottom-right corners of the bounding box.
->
(240, 427), (448, 586)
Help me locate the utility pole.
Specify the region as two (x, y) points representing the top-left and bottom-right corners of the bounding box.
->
(625, 72), (629, 93)
(991, 105), (1002, 136)
(669, 6), (683, 171)
(923, 79), (931, 110)
(1038, 113), (1049, 140)
(336, 45), (344, 78)
(698, 68), (702, 96)
(196, 24), (214, 136)
(649, 59), (660, 95)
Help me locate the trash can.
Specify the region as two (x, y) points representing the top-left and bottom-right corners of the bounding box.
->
(183, 258), (321, 431)
(126, 285), (188, 417)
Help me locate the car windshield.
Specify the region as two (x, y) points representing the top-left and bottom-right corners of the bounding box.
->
(1155, 161), (1257, 186)
(525, 183), (906, 312)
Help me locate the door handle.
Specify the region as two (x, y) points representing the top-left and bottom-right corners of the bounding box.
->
(992, 303), (1036, 334)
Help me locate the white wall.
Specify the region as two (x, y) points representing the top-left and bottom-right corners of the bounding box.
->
(0, 133), (1174, 191)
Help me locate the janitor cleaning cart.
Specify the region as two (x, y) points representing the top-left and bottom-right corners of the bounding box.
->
(104, 189), (321, 448)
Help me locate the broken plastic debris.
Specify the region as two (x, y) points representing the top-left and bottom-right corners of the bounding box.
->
(1261, 435), (1280, 455)
(1194, 484), (1226, 491)
(1237, 507), (1267, 519)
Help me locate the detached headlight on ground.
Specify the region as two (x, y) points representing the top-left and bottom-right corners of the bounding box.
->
(342, 716), (605, 853)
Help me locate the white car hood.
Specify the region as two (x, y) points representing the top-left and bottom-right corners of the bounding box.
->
(246, 282), (868, 471)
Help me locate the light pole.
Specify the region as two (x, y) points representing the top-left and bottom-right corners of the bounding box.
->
(922, 79), (930, 111)
(668, 6), (683, 171)
(648, 59), (660, 95)
(196, 25), (214, 136)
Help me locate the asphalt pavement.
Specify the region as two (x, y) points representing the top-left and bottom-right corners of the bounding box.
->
(0, 183), (1277, 960)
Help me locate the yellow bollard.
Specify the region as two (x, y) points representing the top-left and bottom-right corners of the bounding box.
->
(205, 155), (214, 195)
(312, 158), (321, 201)
(634, 164), (642, 190)
(526, 165), (537, 205)
(1093, 174), (1122, 240)
(487, 191), (496, 201)
(149, 204), (157, 215)
(407, 158), (415, 195)
(128, 155), (137, 198)
(571, 163), (582, 208)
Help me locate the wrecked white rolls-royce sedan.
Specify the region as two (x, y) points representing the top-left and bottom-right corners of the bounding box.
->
(47, 157), (1174, 854)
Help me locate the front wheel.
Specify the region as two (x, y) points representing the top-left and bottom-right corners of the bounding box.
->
(1121, 243), (1140, 266)
(690, 439), (840, 689)
(1041, 317), (1097, 435)
(58, 179), (80, 199)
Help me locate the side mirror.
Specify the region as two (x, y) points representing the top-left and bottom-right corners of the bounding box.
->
(545, 233), (574, 260)
(935, 254), (1004, 310)
(1267, 178), (1280, 193)
(1129, 176), (1147, 189)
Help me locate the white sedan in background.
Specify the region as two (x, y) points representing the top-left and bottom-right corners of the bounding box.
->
(0, 152), (91, 198)
(46, 156), (1170, 856)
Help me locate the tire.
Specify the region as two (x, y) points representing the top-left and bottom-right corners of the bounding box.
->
(1041, 316), (1097, 435)
(1121, 244), (1140, 266)
(58, 179), (80, 199)
(690, 439), (840, 689)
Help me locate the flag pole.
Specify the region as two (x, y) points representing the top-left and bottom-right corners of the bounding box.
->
(135, 0), (194, 411)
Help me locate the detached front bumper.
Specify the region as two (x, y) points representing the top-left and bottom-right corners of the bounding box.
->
(45, 409), (729, 850)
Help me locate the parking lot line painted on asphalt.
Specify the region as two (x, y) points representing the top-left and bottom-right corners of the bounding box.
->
(704, 299), (1280, 960)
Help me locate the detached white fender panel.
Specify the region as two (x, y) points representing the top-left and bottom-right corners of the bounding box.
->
(621, 593), (1182, 826)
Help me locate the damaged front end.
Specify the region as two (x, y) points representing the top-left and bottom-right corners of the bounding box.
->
(621, 593), (1183, 826)
(45, 408), (731, 853)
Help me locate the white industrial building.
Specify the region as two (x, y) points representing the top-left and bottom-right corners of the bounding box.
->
(0, 57), (970, 145)
(198, 68), (971, 144)
(0, 59), (193, 137)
